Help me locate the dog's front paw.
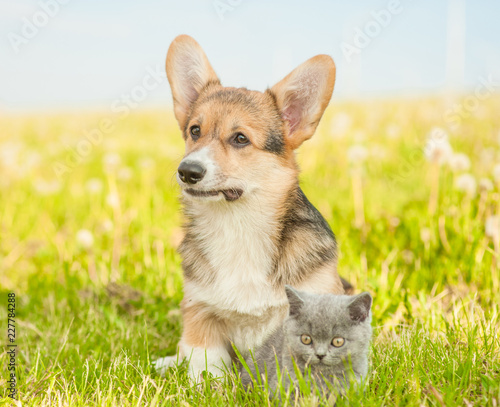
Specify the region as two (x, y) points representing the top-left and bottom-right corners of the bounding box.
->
(153, 355), (184, 376)
(187, 362), (226, 383)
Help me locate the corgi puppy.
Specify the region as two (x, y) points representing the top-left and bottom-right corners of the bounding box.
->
(155, 35), (349, 380)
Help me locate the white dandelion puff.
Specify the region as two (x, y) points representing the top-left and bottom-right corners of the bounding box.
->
(420, 227), (432, 243)
(101, 219), (114, 233)
(106, 192), (120, 208)
(480, 148), (496, 168)
(455, 173), (477, 196)
(448, 152), (471, 172)
(485, 215), (500, 240)
(387, 124), (401, 139)
(118, 167), (133, 181)
(492, 163), (500, 182)
(86, 178), (103, 194)
(347, 145), (368, 165)
(0, 141), (23, 169)
(389, 217), (400, 228)
(76, 229), (94, 249)
(330, 112), (352, 138)
(138, 157), (155, 170)
(103, 152), (121, 173)
(424, 127), (452, 165)
(401, 249), (414, 264)
(33, 179), (61, 196)
(479, 178), (494, 192)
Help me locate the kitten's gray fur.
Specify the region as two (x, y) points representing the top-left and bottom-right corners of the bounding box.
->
(240, 286), (372, 398)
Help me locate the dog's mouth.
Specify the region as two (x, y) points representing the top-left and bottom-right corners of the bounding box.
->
(184, 188), (244, 202)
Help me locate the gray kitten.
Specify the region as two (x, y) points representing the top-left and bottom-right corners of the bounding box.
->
(240, 286), (372, 399)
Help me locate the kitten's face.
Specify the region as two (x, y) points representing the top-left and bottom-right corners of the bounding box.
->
(284, 288), (372, 369)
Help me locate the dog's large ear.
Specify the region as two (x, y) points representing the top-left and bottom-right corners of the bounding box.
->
(166, 35), (220, 129)
(271, 55), (335, 150)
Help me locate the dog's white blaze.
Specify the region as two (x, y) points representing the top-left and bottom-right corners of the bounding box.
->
(179, 146), (219, 188)
(184, 193), (287, 316)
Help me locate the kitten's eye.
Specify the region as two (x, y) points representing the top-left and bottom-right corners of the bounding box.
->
(332, 337), (345, 347)
(301, 334), (312, 345)
(190, 125), (201, 141)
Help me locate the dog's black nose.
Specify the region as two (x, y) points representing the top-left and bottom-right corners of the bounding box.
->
(178, 162), (206, 184)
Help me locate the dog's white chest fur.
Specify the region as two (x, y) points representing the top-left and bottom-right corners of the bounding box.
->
(185, 197), (286, 315)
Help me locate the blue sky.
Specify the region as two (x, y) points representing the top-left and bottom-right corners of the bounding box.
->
(1, 0), (500, 111)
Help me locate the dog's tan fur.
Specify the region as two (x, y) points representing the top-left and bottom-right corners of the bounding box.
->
(155, 35), (346, 379)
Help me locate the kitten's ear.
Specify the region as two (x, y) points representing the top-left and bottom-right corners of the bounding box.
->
(285, 285), (305, 316)
(347, 292), (372, 323)
(270, 55), (336, 150)
(166, 35), (220, 129)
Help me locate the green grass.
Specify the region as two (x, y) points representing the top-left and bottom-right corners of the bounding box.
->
(1, 97), (500, 406)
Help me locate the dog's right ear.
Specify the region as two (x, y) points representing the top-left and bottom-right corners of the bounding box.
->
(271, 55), (336, 150)
(166, 35), (220, 129)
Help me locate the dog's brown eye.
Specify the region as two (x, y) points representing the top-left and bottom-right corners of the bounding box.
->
(190, 126), (201, 140)
(301, 334), (312, 345)
(332, 337), (345, 347)
(235, 133), (249, 145)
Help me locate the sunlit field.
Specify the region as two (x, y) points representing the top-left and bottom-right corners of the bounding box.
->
(1, 96), (500, 406)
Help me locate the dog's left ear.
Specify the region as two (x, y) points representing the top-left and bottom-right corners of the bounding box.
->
(271, 55), (336, 150)
(166, 35), (220, 129)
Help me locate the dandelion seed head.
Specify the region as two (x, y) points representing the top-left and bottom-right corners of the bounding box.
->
(479, 178), (494, 192)
(389, 217), (400, 228)
(480, 148), (496, 168)
(103, 152), (121, 173)
(86, 178), (103, 194)
(448, 152), (471, 172)
(330, 112), (352, 138)
(455, 173), (477, 196)
(387, 124), (400, 139)
(485, 215), (500, 240)
(138, 157), (155, 170)
(424, 128), (452, 165)
(347, 145), (368, 165)
(401, 249), (414, 264)
(492, 163), (500, 182)
(118, 167), (133, 181)
(106, 192), (120, 208)
(420, 227), (432, 243)
(33, 179), (61, 196)
(76, 229), (94, 249)
(101, 219), (113, 233)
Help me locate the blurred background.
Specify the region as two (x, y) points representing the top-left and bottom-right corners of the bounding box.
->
(1, 0), (500, 111)
(2, 3), (500, 404)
